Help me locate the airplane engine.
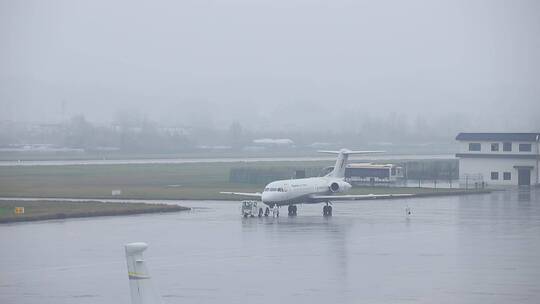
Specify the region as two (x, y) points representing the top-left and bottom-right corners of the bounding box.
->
(329, 181), (351, 193)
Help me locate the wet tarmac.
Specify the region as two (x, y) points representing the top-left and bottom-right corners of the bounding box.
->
(1, 189), (540, 304)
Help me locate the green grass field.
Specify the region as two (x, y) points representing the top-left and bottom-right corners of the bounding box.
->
(0, 161), (464, 201)
(0, 200), (189, 223)
(0, 162), (321, 200)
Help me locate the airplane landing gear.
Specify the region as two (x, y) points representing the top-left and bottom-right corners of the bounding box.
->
(323, 203), (332, 217)
(272, 204), (279, 217)
(287, 205), (297, 216)
(258, 207), (263, 217)
(264, 207), (270, 217)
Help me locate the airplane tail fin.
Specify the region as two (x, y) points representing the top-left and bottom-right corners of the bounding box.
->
(125, 242), (162, 304)
(318, 149), (384, 178)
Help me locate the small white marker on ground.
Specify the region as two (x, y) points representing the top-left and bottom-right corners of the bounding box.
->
(405, 206), (412, 217)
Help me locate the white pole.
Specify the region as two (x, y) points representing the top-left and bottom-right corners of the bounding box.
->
(536, 134), (540, 185)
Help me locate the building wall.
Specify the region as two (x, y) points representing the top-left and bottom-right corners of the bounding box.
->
(457, 137), (540, 186)
(459, 157), (538, 186)
(458, 141), (540, 155)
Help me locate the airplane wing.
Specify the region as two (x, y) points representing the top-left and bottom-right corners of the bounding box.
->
(220, 191), (262, 198)
(310, 193), (413, 202)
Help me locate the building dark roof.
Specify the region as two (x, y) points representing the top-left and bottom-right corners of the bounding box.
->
(456, 133), (540, 142)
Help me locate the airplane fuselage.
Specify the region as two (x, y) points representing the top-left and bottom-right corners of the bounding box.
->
(261, 176), (351, 206)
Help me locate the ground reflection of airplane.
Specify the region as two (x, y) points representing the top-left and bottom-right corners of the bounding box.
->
(125, 236), (352, 303)
(239, 215), (354, 299)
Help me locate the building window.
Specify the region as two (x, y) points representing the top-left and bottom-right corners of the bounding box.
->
(469, 143), (481, 151)
(519, 143), (532, 152)
(503, 172), (511, 180)
(491, 143), (499, 151)
(503, 142), (512, 152)
(491, 172), (499, 180)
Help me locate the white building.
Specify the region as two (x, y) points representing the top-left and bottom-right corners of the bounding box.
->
(456, 133), (540, 186)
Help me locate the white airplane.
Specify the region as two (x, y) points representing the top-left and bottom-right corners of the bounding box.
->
(221, 149), (412, 216)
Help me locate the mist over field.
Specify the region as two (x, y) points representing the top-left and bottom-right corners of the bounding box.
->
(1, 0), (539, 150)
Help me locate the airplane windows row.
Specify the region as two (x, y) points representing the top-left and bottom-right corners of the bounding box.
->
(264, 187), (287, 192)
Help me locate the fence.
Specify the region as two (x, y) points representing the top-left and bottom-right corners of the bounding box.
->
(229, 166), (324, 184)
(229, 159), (461, 188)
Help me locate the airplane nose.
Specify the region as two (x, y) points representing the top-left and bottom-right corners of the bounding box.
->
(262, 192), (277, 204)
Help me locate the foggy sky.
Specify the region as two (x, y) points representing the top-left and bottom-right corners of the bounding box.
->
(1, 0), (539, 132)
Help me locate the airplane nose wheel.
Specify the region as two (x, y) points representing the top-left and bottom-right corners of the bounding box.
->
(323, 204), (332, 217)
(287, 205), (298, 216)
(272, 205), (279, 218)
